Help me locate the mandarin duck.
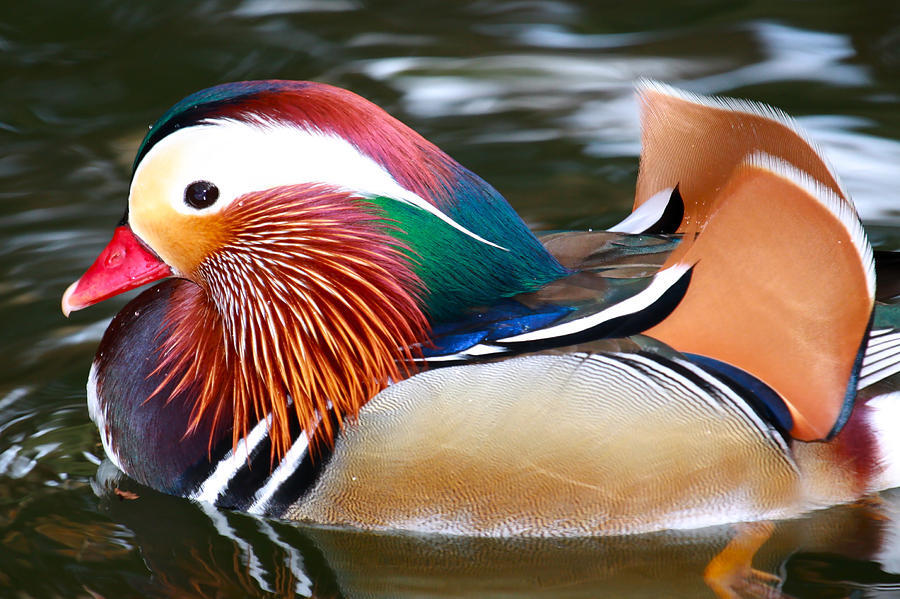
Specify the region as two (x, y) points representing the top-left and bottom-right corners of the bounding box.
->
(63, 80), (900, 542)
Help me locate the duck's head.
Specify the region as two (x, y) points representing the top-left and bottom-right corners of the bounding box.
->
(62, 80), (567, 455)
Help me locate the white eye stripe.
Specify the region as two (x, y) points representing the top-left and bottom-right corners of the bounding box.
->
(130, 118), (505, 249)
(133, 120), (393, 216)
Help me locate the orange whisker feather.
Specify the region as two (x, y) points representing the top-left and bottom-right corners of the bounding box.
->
(154, 185), (429, 460)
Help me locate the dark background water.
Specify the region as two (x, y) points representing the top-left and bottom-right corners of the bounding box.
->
(2, 1), (899, 597)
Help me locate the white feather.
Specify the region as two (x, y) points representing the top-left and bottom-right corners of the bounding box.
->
(498, 263), (691, 343)
(131, 118), (506, 250)
(606, 186), (674, 233)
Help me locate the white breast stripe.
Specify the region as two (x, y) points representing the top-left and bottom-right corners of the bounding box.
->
(247, 430), (311, 515)
(190, 414), (271, 503)
(497, 263), (691, 343)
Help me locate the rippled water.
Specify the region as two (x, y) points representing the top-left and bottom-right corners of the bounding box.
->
(2, 1), (899, 597)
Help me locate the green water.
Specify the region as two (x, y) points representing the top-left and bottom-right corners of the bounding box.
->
(2, 1), (900, 597)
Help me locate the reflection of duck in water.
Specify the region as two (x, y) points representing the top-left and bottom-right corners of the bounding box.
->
(65, 80), (900, 595)
(95, 463), (900, 599)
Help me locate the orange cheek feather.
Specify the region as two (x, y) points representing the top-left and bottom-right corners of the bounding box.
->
(147, 186), (430, 459)
(128, 181), (227, 277)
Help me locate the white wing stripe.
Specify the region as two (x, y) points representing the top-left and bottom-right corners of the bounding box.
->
(497, 263), (691, 343)
(247, 430), (311, 515)
(863, 332), (900, 356)
(869, 328), (895, 339)
(606, 187), (674, 233)
(859, 362), (900, 390)
(190, 414), (271, 504)
(862, 345), (900, 371)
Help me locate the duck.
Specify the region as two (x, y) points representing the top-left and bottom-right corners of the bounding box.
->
(62, 80), (900, 542)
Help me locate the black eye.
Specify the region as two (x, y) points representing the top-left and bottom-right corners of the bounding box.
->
(184, 180), (220, 210)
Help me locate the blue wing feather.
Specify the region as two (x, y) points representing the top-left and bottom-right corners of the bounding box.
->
(421, 231), (689, 361)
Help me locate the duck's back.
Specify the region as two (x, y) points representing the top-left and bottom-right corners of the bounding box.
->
(287, 349), (801, 536)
